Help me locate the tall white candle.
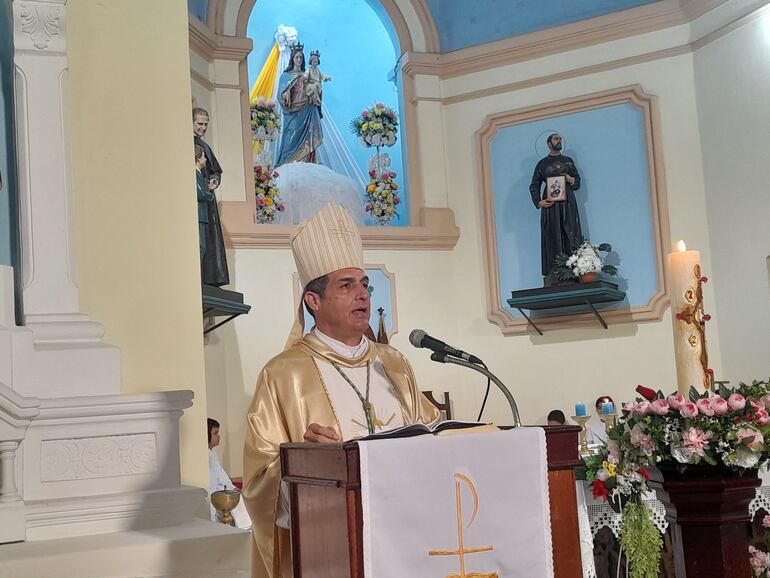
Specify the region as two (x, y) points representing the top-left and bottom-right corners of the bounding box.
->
(666, 240), (710, 395)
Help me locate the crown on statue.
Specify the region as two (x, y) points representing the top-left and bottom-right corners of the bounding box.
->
(290, 42), (304, 53)
(310, 50), (320, 58)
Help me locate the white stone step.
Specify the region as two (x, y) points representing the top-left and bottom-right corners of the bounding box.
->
(0, 519), (251, 578)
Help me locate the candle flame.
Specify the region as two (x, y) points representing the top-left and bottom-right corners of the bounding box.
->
(676, 240), (687, 252)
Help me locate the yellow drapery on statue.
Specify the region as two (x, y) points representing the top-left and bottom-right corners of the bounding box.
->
(249, 43), (280, 159)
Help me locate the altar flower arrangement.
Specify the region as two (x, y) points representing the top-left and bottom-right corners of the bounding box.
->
(553, 241), (618, 282)
(254, 164), (284, 224)
(250, 96), (280, 142)
(364, 169), (400, 225)
(586, 379), (770, 578)
(349, 103), (398, 148)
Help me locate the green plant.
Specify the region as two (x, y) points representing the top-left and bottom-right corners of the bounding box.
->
(620, 501), (662, 578)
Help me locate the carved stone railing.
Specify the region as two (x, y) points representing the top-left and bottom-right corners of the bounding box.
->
(0, 383), (40, 543)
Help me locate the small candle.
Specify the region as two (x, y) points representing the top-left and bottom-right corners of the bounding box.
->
(575, 402), (586, 416)
(602, 402), (615, 415)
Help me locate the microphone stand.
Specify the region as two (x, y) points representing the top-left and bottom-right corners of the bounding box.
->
(430, 352), (522, 427)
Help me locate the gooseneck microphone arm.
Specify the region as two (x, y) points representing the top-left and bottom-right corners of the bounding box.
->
(430, 352), (522, 427)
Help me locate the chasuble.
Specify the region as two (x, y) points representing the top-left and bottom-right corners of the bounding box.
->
(242, 332), (439, 578)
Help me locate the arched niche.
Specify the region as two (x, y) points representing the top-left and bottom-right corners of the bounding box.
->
(189, 0), (457, 249)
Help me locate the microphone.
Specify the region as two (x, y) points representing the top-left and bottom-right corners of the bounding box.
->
(409, 329), (483, 365)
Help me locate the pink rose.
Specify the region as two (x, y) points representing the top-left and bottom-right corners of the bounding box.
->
(736, 427), (764, 451)
(278, 203), (285, 211)
(696, 398), (715, 416)
(758, 409), (770, 426)
(728, 393), (746, 411)
(650, 400), (670, 416)
(634, 400), (650, 416)
(259, 174), (268, 182)
(607, 440), (621, 464)
(680, 402), (698, 418)
(256, 197), (265, 206)
(630, 424), (656, 456)
(761, 394), (770, 409)
(710, 396), (729, 415)
(254, 165), (262, 172)
(623, 400), (639, 414)
(667, 394), (686, 410)
(681, 427), (713, 455)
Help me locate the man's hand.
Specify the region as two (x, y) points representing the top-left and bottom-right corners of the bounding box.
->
(538, 199), (554, 208)
(565, 175), (575, 186)
(303, 423), (340, 443)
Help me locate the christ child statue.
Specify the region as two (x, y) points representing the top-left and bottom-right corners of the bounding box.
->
(304, 50), (331, 107)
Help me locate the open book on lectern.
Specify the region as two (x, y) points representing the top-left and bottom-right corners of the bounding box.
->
(360, 420), (495, 441)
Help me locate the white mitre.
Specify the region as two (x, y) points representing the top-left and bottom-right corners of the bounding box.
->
(284, 203), (364, 347)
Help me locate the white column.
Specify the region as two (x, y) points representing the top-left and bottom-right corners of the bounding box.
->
(9, 0), (120, 396)
(0, 440), (20, 502)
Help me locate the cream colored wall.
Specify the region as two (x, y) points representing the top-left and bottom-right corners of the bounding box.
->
(204, 15), (749, 477)
(694, 9), (770, 381)
(69, 1), (209, 488)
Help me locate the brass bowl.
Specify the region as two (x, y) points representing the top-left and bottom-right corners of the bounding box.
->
(211, 488), (241, 512)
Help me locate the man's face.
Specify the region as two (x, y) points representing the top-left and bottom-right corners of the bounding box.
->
(193, 114), (209, 138)
(548, 134), (563, 152)
(307, 268), (370, 345)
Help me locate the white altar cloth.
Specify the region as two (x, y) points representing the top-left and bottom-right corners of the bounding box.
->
(358, 428), (553, 578)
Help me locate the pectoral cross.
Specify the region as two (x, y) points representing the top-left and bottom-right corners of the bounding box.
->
(428, 473), (498, 578)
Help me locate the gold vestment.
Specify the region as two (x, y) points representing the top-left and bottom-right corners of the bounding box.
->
(242, 333), (440, 578)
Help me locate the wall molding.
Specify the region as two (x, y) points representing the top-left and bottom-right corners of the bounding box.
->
(475, 85), (671, 335)
(221, 205), (459, 250)
(188, 14), (252, 62)
(406, 0), (765, 107)
(403, 0), (729, 80)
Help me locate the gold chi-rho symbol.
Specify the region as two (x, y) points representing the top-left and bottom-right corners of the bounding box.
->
(428, 473), (498, 578)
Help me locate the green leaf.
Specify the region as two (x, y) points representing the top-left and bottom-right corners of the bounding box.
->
(688, 386), (700, 402)
(703, 453), (717, 466)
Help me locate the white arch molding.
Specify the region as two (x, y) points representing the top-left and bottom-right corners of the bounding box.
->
(191, 0), (458, 249)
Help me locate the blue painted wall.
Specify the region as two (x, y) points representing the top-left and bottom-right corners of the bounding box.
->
(247, 0), (410, 226)
(188, 0), (208, 23)
(490, 103), (659, 317)
(1, 3), (15, 267)
(1, 0), (22, 323)
(427, 0), (658, 52)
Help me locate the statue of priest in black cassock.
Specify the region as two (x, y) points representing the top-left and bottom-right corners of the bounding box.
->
(528, 133), (583, 285)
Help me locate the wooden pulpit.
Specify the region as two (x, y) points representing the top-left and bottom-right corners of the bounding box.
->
(280, 425), (583, 578)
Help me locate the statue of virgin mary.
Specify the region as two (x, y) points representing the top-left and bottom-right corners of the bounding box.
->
(275, 44), (323, 165)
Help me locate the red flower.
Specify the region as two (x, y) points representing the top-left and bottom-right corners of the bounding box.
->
(592, 479), (608, 501)
(639, 468), (650, 480)
(702, 314), (711, 321)
(636, 385), (657, 401)
(700, 276), (709, 283)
